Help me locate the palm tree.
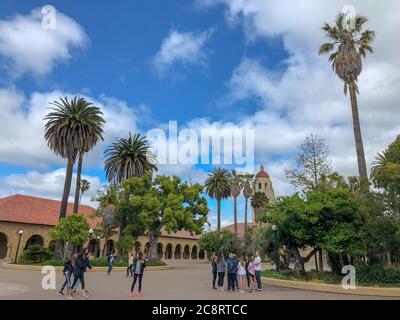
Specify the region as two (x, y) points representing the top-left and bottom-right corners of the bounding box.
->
(319, 13), (375, 185)
(204, 167), (231, 234)
(241, 174), (254, 233)
(44, 96), (104, 258)
(104, 132), (157, 238)
(230, 170), (243, 235)
(251, 192), (269, 226)
(79, 179), (91, 205)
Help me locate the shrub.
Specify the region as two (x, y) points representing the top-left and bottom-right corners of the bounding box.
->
(18, 245), (52, 264)
(356, 264), (400, 286)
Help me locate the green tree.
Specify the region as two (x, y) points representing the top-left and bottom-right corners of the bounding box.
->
(320, 13), (375, 183)
(204, 167), (231, 233)
(104, 133), (157, 239)
(48, 214), (91, 259)
(123, 174), (209, 261)
(285, 134), (332, 192)
(44, 96), (105, 258)
(251, 191), (269, 224)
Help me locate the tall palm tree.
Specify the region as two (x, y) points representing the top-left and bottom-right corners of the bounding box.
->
(230, 170), (243, 235)
(44, 96), (104, 258)
(104, 132), (157, 238)
(204, 167), (231, 234)
(241, 174), (254, 233)
(79, 179), (91, 205)
(319, 13), (375, 185)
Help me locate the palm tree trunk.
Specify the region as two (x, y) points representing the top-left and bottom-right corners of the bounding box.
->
(217, 198), (221, 234)
(244, 197), (248, 234)
(118, 191), (129, 239)
(73, 153), (83, 213)
(349, 83), (368, 184)
(54, 158), (74, 259)
(233, 196), (238, 235)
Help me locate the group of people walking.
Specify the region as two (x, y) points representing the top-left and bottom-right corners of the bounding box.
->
(211, 251), (263, 293)
(58, 249), (147, 298)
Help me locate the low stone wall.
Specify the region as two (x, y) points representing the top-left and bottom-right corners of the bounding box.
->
(262, 276), (400, 297)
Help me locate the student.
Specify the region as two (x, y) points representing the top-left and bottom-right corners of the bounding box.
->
(245, 255), (251, 289)
(211, 254), (218, 289)
(247, 255), (255, 293)
(127, 252), (134, 277)
(226, 253), (237, 291)
(254, 251), (263, 291)
(216, 253), (225, 291)
(130, 252), (146, 297)
(58, 253), (74, 297)
(107, 251), (115, 276)
(237, 256), (247, 293)
(71, 251), (91, 298)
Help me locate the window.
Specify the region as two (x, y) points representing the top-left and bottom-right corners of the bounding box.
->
(258, 183), (262, 189)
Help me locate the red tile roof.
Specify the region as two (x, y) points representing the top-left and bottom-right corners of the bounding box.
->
(222, 222), (258, 238)
(0, 194), (100, 229)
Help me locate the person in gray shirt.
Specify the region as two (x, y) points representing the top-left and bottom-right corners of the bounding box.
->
(130, 252), (146, 297)
(216, 252), (226, 291)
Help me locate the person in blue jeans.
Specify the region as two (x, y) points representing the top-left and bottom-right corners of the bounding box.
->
(226, 253), (238, 291)
(107, 251), (115, 276)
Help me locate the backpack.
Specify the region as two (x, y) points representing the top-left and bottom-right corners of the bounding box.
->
(226, 259), (234, 272)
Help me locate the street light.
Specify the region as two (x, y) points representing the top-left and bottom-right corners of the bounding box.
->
(13, 229), (24, 264)
(272, 224), (279, 272)
(89, 228), (94, 236)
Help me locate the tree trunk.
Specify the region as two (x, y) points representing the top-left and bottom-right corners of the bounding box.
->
(318, 248), (324, 273)
(314, 251), (319, 271)
(244, 197), (248, 234)
(118, 192), (129, 239)
(387, 251), (392, 265)
(73, 153), (83, 213)
(348, 83), (368, 184)
(217, 198), (221, 234)
(233, 196), (238, 235)
(148, 233), (159, 262)
(290, 247), (306, 276)
(54, 158), (74, 260)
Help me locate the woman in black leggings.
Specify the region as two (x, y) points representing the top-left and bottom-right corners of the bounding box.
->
(71, 252), (89, 297)
(130, 252), (146, 297)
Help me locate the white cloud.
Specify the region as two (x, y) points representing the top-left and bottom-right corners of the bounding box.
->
(0, 7), (88, 77)
(194, 0), (400, 190)
(151, 29), (212, 78)
(1, 168), (102, 206)
(0, 87), (146, 169)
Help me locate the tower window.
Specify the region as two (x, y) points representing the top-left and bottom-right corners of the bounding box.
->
(258, 183), (262, 189)
(265, 183), (268, 189)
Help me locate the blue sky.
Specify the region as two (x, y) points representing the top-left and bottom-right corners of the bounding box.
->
(0, 1), (399, 228)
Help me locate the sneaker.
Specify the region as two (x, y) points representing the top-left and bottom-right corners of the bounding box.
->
(138, 292), (142, 297)
(240, 290), (244, 294)
(130, 292), (134, 297)
(257, 288), (263, 291)
(58, 292), (64, 296)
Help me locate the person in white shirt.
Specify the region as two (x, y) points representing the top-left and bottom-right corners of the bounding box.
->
(254, 251), (263, 291)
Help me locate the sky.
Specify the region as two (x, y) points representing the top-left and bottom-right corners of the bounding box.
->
(0, 1), (399, 229)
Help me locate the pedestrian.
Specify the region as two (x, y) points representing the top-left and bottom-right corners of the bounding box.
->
(107, 250), (115, 276)
(247, 255), (255, 293)
(211, 254), (218, 289)
(234, 254), (239, 288)
(127, 251), (134, 277)
(216, 252), (225, 291)
(129, 252), (146, 297)
(226, 253), (237, 291)
(71, 250), (91, 298)
(245, 255), (251, 289)
(58, 253), (74, 298)
(238, 256), (247, 293)
(254, 251), (263, 291)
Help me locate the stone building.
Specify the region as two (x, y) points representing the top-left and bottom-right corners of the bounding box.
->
(0, 194), (205, 262)
(251, 164), (276, 222)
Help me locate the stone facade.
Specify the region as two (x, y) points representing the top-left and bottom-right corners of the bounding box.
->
(251, 164), (276, 222)
(0, 221), (205, 262)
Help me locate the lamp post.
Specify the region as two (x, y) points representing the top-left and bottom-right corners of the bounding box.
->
(13, 229), (24, 264)
(272, 225), (279, 272)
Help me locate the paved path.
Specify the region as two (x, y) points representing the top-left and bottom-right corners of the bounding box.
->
(0, 261), (395, 300)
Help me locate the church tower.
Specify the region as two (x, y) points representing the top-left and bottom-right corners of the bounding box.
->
(251, 164), (275, 223)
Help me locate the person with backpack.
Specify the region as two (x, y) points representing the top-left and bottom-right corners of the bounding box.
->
(58, 253), (74, 298)
(129, 252), (146, 297)
(211, 254), (218, 289)
(216, 252), (226, 291)
(70, 249), (92, 298)
(107, 251), (116, 276)
(226, 253), (237, 291)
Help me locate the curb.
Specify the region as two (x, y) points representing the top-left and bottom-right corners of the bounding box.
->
(0, 263), (171, 272)
(261, 277), (400, 297)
